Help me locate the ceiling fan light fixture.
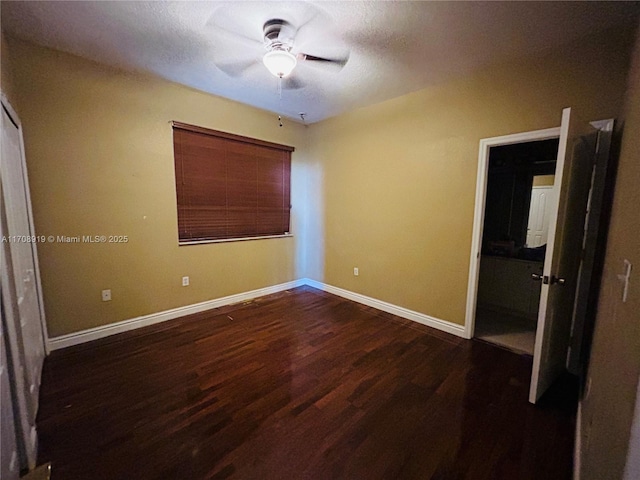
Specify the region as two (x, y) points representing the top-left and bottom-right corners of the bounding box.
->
(263, 50), (297, 78)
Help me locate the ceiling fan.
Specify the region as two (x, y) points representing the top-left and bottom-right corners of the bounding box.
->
(261, 19), (349, 78)
(210, 16), (350, 89)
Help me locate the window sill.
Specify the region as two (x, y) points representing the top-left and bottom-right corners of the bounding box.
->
(179, 233), (293, 246)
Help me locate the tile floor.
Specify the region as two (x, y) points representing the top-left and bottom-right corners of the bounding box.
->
(474, 306), (537, 355)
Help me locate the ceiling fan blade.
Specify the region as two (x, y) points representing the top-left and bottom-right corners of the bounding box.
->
(216, 59), (259, 77)
(292, 8), (322, 48)
(205, 11), (263, 49)
(212, 25), (263, 48)
(298, 52), (350, 71)
(282, 76), (306, 90)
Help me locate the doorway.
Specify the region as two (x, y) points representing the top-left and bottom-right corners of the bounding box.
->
(466, 110), (613, 404)
(464, 126), (561, 349)
(474, 138), (559, 355)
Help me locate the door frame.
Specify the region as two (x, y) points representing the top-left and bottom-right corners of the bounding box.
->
(464, 126), (561, 339)
(1, 92), (49, 353)
(1, 92), (50, 470)
(566, 118), (614, 375)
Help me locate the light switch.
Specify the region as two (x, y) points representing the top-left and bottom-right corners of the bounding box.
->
(617, 259), (632, 303)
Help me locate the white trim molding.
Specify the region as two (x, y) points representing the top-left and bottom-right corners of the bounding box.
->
(48, 277), (467, 350)
(2, 92), (50, 355)
(48, 279), (305, 350)
(464, 126), (561, 340)
(304, 278), (466, 338)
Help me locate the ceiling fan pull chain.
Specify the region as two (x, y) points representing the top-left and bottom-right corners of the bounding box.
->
(277, 76), (283, 128)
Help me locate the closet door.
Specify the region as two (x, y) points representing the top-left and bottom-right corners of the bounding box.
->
(1, 315), (21, 480)
(1, 98), (46, 469)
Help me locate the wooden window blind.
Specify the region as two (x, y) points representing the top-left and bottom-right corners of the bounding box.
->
(172, 122), (294, 243)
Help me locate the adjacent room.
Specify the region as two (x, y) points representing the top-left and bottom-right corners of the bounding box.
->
(2, 2), (639, 479)
(474, 138), (559, 355)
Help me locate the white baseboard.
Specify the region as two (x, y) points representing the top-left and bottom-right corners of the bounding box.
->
(48, 277), (467, 350)
(302, 278), (467, 338)
(47, 279), (305, 350)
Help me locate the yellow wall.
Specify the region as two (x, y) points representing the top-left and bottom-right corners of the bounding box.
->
(580, 24), (640, 479)
(6, 18), (640, 471)
(307, 25), (637, 325)
(6, 21), (637, 337)
(7, 38), (308, 337)
(533, 175), (555, 187)
(1, 33), (17, 106)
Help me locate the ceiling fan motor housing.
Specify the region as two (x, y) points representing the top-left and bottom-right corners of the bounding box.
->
(263, 19), (295, 51)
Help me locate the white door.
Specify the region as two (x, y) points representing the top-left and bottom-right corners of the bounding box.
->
(526, 186), (555, 248)
(1, 99), (46, 468)
(529, 108), (598, 403)
(1, 316), (21, 480)
(566, 119), (614, 375)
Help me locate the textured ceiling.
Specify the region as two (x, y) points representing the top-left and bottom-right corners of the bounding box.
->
(2, 1), (638, 123)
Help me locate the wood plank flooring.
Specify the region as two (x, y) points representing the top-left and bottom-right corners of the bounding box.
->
(36, 286), (576, 479)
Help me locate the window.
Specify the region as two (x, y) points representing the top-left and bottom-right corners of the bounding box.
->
(172, 122), (294, 243)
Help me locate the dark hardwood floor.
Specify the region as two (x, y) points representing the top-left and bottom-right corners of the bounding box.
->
(37, 286), (576, 479)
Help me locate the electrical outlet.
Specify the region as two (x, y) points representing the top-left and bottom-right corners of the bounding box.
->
(101, 289), (111, 301)
(354, 267), (359, 276)
(182, 276), (189, 286)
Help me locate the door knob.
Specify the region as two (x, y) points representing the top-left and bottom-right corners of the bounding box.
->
(550, 275), (566, 286)
(531, 273), (543, 281)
